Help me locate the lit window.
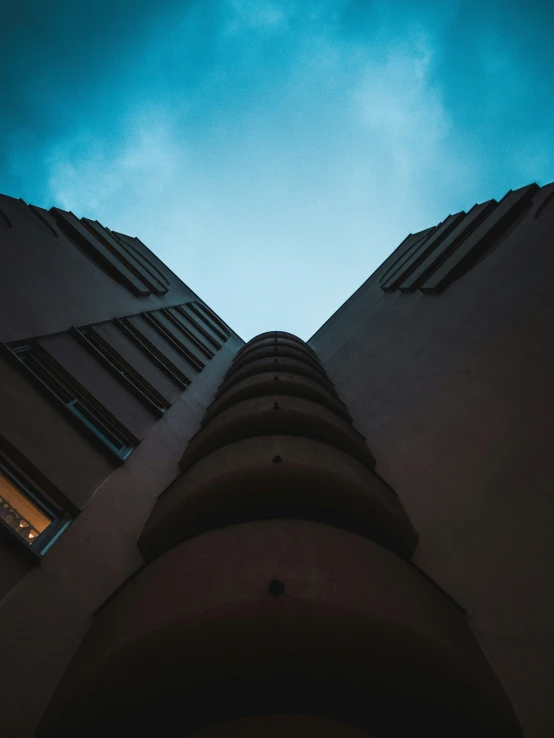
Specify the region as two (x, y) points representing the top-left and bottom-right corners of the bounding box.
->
(7, 343), (136, 461)
(0, 456), (70, 554)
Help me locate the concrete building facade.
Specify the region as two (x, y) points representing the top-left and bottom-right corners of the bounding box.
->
(0, 182), (553, 737)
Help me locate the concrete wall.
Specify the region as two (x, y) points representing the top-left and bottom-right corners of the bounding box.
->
(0, 193), (244, 736)
(310, 182), (554, 738)
(37, 332), (520, 738)
(0, 195), (218, 343)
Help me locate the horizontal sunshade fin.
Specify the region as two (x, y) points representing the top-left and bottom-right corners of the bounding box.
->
(380, 213), (467, 292)
(120, 240), (170, 292)
(189, 301), (231, 339)
(38, 333), (158, 441)
(117, 317), (191, 389)
(143, 312), (205, 371)
(92, 321), (184, 403)
(82, 220), (167, 295)
(164, 307), (217, 357)
(399, 200), (498, 292)
(378, 228), (436, 286)
(421, 184), (539, 293)
(113, 233), (172, 286)
(155, 309), (214, 361)
(175, 306), (222, 350)
(5, 342), (136, 462)
(75, 327), (170, 416)
(50, 209), (150, 296)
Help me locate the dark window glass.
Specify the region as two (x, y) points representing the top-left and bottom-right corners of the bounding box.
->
(76, 327), (169, 415)
(0, 454), (70, 554)
(7, 343), (135, 461)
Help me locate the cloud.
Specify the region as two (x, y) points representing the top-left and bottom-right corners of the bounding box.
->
(47, 114), (187, 214)
(353, 34), (454, 186)
(2, 1), (554, 338)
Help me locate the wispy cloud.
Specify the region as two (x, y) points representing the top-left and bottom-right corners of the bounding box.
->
(2, 0), (553, 338)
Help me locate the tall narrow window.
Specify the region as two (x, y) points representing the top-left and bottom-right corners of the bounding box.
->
(7, 343), (136, 461)
(76, 326), (169, 415)
(0, 454), (70, 554)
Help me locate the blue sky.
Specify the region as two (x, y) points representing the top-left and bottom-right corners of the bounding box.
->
(2, 0), (553, 340)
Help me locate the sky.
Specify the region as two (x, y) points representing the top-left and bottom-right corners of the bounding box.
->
(1, 0), (554, 340)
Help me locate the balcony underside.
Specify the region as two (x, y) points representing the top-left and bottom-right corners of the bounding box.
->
(140, 435), (416, 561)
(38, 520), (520, 738)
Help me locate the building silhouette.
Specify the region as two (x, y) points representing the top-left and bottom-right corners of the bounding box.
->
(0, 181), (552, 737)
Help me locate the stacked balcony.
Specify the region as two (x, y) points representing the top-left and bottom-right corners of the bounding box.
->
(38, 332), (521, 738)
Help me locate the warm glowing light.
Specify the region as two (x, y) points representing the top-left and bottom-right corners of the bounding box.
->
(0, 472), (52, 545)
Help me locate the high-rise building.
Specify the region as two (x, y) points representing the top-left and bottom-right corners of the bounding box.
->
(0, 181), (552, 737)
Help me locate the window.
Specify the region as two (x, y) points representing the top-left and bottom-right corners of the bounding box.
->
(0, 454), (70, 554)
(7, 343), (136, 461)
(76, 326), (169, 415)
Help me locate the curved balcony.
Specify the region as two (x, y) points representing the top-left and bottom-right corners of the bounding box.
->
(202, 372), (352, 425)
(180, 396), (375, 472)
(140, 435), (416, 561)
(38, 521), (521, 738)
(217, 357), (337, 396)
(240, 330), (310, 348)
(235, 336), (318, 360)
(228, 345), (324, 376)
